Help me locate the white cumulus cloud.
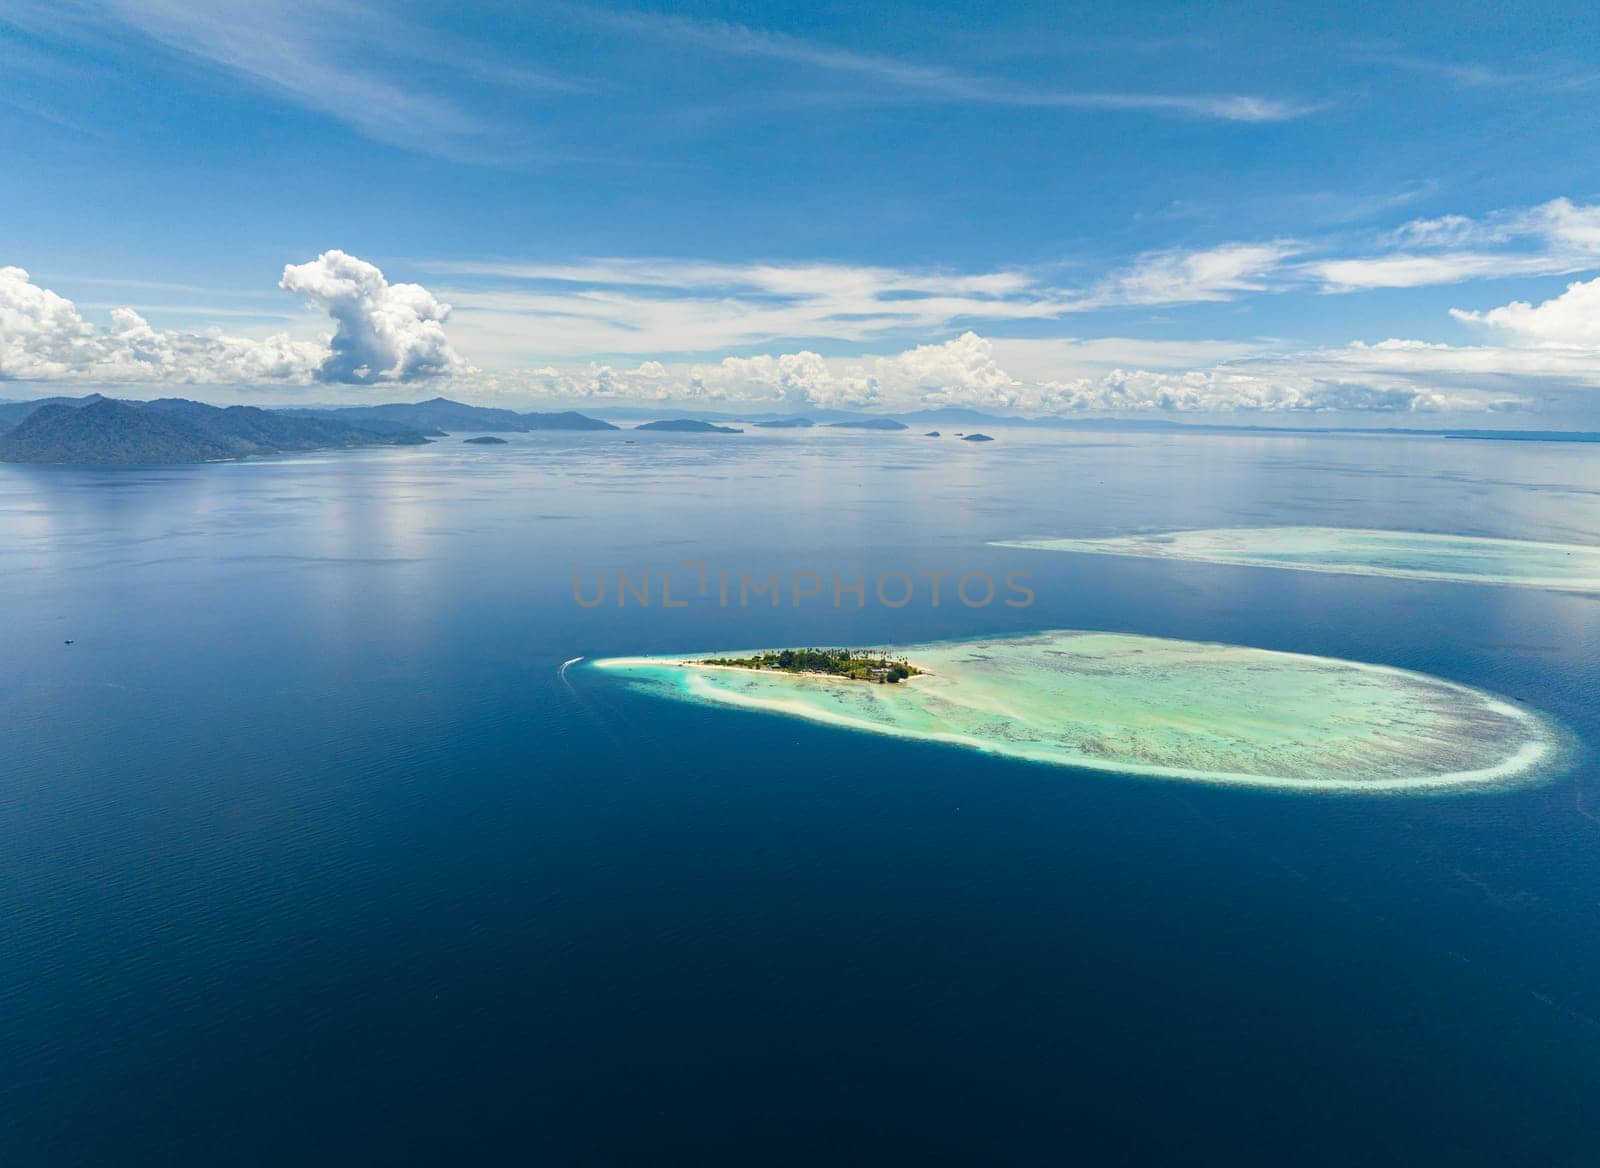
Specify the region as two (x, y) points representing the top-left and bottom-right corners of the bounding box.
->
(0, 264), (324, 383)
(0, 265), (97, 379)
(1451, 275), (1600, 348)
(689, 332), (1021, 410)
(0, 254), (465, 387)
(12, 225), (1600, 417)
(478, 329), (1537, 416)
(279, 250), (466, 383)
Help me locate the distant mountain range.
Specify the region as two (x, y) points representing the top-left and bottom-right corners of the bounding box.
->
(576, 405), (1000, 426)
(0, 395), (620, 465)
(828, 417), (908, 431)
(2, 392), (1596, 465)
(0, 392), (112, 432)
(0, 398), (429, 466)
(281, 397), (618, 433)
(564, 403), (1600, 442)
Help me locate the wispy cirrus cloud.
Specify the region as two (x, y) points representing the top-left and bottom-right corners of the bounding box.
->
(432, 193), (1600, 358)
(1353, 48), (1600, 93)
(422, 245), (1300, 360)
(423, 261), (1073, 358)
(1084, 242), (1298, 307)
(1304, 197), (1600, 290)
(3, 0), (1320, 169)
(588, 9), (1324, 123)
(1, 0), (576, 158)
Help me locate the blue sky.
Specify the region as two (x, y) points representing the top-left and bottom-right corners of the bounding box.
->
(4, 1), (1600, 419)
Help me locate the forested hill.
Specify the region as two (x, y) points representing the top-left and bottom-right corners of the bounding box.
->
(281, 398), (618, 433)
(0, 398), (429, 466)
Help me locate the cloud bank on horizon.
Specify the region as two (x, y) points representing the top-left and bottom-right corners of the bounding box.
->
(7, 199), (1600, 416)
(1, 251), (466, 388)
(8, 4), (1600, 419)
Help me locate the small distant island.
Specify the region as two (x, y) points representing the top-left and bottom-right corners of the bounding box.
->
(463, 435), (509, 444)
(828, 418), (908, 431)
(635, 419), (743, 433)
(699, 647), (922, 683)
(521, 410), (619, 431)
(962, 433), (994, 442)
(283, 398), (618, 433)
(754, 417), (815, 429)
(924, 430), (941, 437)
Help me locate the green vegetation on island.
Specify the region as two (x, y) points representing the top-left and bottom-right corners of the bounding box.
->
(280, 397), (618, 432)
(827, 417), (908, 431)
(635, 419), (743, 433)
(0, 398), (430, 466)
(0, 394), (631, 466)
(699, 647), (921, 683)
(599, 631), (1565, 793)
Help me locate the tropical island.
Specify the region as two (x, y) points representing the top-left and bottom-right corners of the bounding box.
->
(283, 397), (619, 432)
(827, 417), (908, 431)
(698, 647), (921, 683)
(592, 630), (1566, 793)
(0, 393), (622, 465)
(0, 397), (430, 466)
(635, 419), (744, 433)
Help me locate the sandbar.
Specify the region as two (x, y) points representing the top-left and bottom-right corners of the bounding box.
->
(994, 527), (1600, 593)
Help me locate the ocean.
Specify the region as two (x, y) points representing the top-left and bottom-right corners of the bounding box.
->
(4, 427), (1599, 1164)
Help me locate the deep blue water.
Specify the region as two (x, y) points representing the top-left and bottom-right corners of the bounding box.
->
(4, 427), (1600, 1165)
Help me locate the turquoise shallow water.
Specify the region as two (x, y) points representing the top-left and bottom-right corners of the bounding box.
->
(595, 630), (1563, 792)
(3, 427), (1600, 1163)
(1000, 526), (1600, 591)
